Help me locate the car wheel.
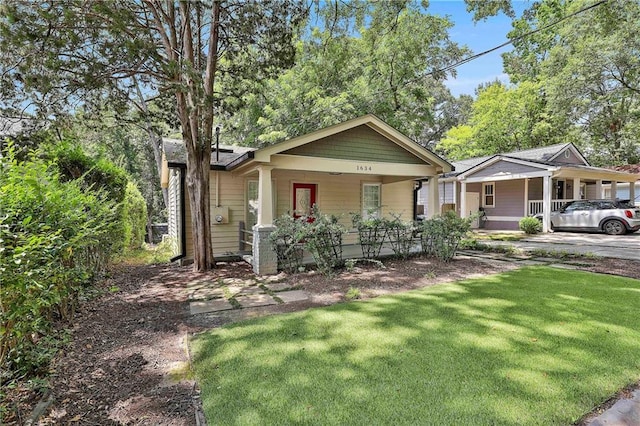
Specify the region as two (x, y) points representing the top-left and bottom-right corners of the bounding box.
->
(603, 220), (626, 235)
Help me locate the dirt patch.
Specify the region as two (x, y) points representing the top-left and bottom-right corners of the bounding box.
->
(3, 254), (640, 425)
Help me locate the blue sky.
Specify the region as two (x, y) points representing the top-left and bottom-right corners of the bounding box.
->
(428, 1), (531, 97)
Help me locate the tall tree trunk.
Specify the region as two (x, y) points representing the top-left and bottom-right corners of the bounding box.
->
(185, 142), (214, 271)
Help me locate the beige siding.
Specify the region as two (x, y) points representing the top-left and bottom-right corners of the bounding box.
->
(381, 180), (414, 221)
(167, 168), (182, 257)
(281, 125), (424, 164)
(183, 170), (417, 260)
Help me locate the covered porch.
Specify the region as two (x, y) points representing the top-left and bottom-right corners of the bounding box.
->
(226, 115), (452, 274)
(457, 168), (638, 232)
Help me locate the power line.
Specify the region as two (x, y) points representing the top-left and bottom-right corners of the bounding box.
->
(430, 0), (609, 77)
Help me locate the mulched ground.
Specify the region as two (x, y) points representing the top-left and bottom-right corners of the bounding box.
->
(3, 254), (640, 425)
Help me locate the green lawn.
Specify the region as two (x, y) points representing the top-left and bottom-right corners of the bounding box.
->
(191, 267), (640, 425)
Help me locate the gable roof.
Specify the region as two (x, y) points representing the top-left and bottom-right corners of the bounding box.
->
(164, 114), (452, 173)
(252, 114), (451, 171)
(445, 143), (587, 178)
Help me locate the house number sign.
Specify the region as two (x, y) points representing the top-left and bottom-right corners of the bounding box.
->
(356, 165), (373, 172)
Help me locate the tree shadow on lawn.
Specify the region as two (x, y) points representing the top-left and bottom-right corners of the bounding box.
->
(191, 266), (640, 425)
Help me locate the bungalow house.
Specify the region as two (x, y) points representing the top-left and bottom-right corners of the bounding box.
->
(418, 143), (639, 232)
(162, 115), (452, 274)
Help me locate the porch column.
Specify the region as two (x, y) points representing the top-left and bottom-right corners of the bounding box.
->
(572, 178), (581, 199)
(460, 181), (467, 218)
(595, 180), (603, 199)
(427, 175), (440, 218)
(257, 166), (274, 225)
(630, 181), (636, 204)
(452, 180), (457, 207)
(523, 178), (529, 217)
(252, 165), (277, 275)
(610, 181), (617, 200)
(542, 174), (552, 233)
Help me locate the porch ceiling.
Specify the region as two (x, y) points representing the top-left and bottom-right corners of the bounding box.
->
(553, 166), (639, 182)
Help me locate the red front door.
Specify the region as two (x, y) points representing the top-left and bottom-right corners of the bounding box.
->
(293, 183), (317, 220)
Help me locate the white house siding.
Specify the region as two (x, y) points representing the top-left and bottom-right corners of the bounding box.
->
(604, 182), (640, 203)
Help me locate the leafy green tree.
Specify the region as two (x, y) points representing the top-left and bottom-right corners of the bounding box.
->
(225, 1), (469, 147)
(437, 81), (573, 159)
(0, 1), (307, 271)
(503, 0), (640, 165)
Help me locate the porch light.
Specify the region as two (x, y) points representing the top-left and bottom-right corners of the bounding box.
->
(329, 172), (342, 175)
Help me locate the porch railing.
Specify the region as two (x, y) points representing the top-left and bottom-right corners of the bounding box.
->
(528, 199), (577, 216)
(238, 221), (253, 252)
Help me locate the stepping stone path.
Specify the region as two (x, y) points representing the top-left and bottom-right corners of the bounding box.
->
(187, 275), (308, 315)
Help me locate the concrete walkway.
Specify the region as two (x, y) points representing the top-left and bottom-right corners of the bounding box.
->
(187, 274), (310, 315)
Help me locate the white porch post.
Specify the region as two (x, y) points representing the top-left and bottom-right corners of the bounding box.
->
(595, 180), (603, 199)
(542, 174), (552, 233)
(630, 181), (637, 204)
(610, 181), (617, 200)
(460, 181), (467, 218)
(523, 178), (529, 217)
(428, 176), (440, 218)
(257, 166), (274, 225)
(252, 165), (277, 275)
(572, 178), (581, 199)
(452, 180), (457, 207)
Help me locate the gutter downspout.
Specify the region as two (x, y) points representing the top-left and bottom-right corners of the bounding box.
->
(413, 179), (425, 221)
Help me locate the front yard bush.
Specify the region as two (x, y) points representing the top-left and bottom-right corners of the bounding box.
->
(351, 212), (387, 259)
(385, 216), (415, 259)
(270, 214), (306, 273)
(519, 216), (542, 234)
(419, 211), (472, 261)
(0, 144), (132, 382)
(304, 206), (345, 274)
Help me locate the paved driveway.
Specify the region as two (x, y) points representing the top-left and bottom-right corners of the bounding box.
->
(484, 231), (640, 260)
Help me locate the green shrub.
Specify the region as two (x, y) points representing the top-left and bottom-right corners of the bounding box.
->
(304, 206), (345, 275)
(350, 212), (387, 258)
(269, 214), (307, 273)
(0, 144), (120, 382)
(419, 211), (472, 261)
(122, 182), (148, 250)
(385, 215), (415, 259)
(519, 217), (542, 234)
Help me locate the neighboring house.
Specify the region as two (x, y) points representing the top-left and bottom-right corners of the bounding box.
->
(419, 143), (639, 232)
(604, 164), (640, 206)
(162, 114), (451, 274)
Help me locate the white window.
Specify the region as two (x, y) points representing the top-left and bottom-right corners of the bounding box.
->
(362, 183), (381, 219)
(482, 182), (495, 208)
